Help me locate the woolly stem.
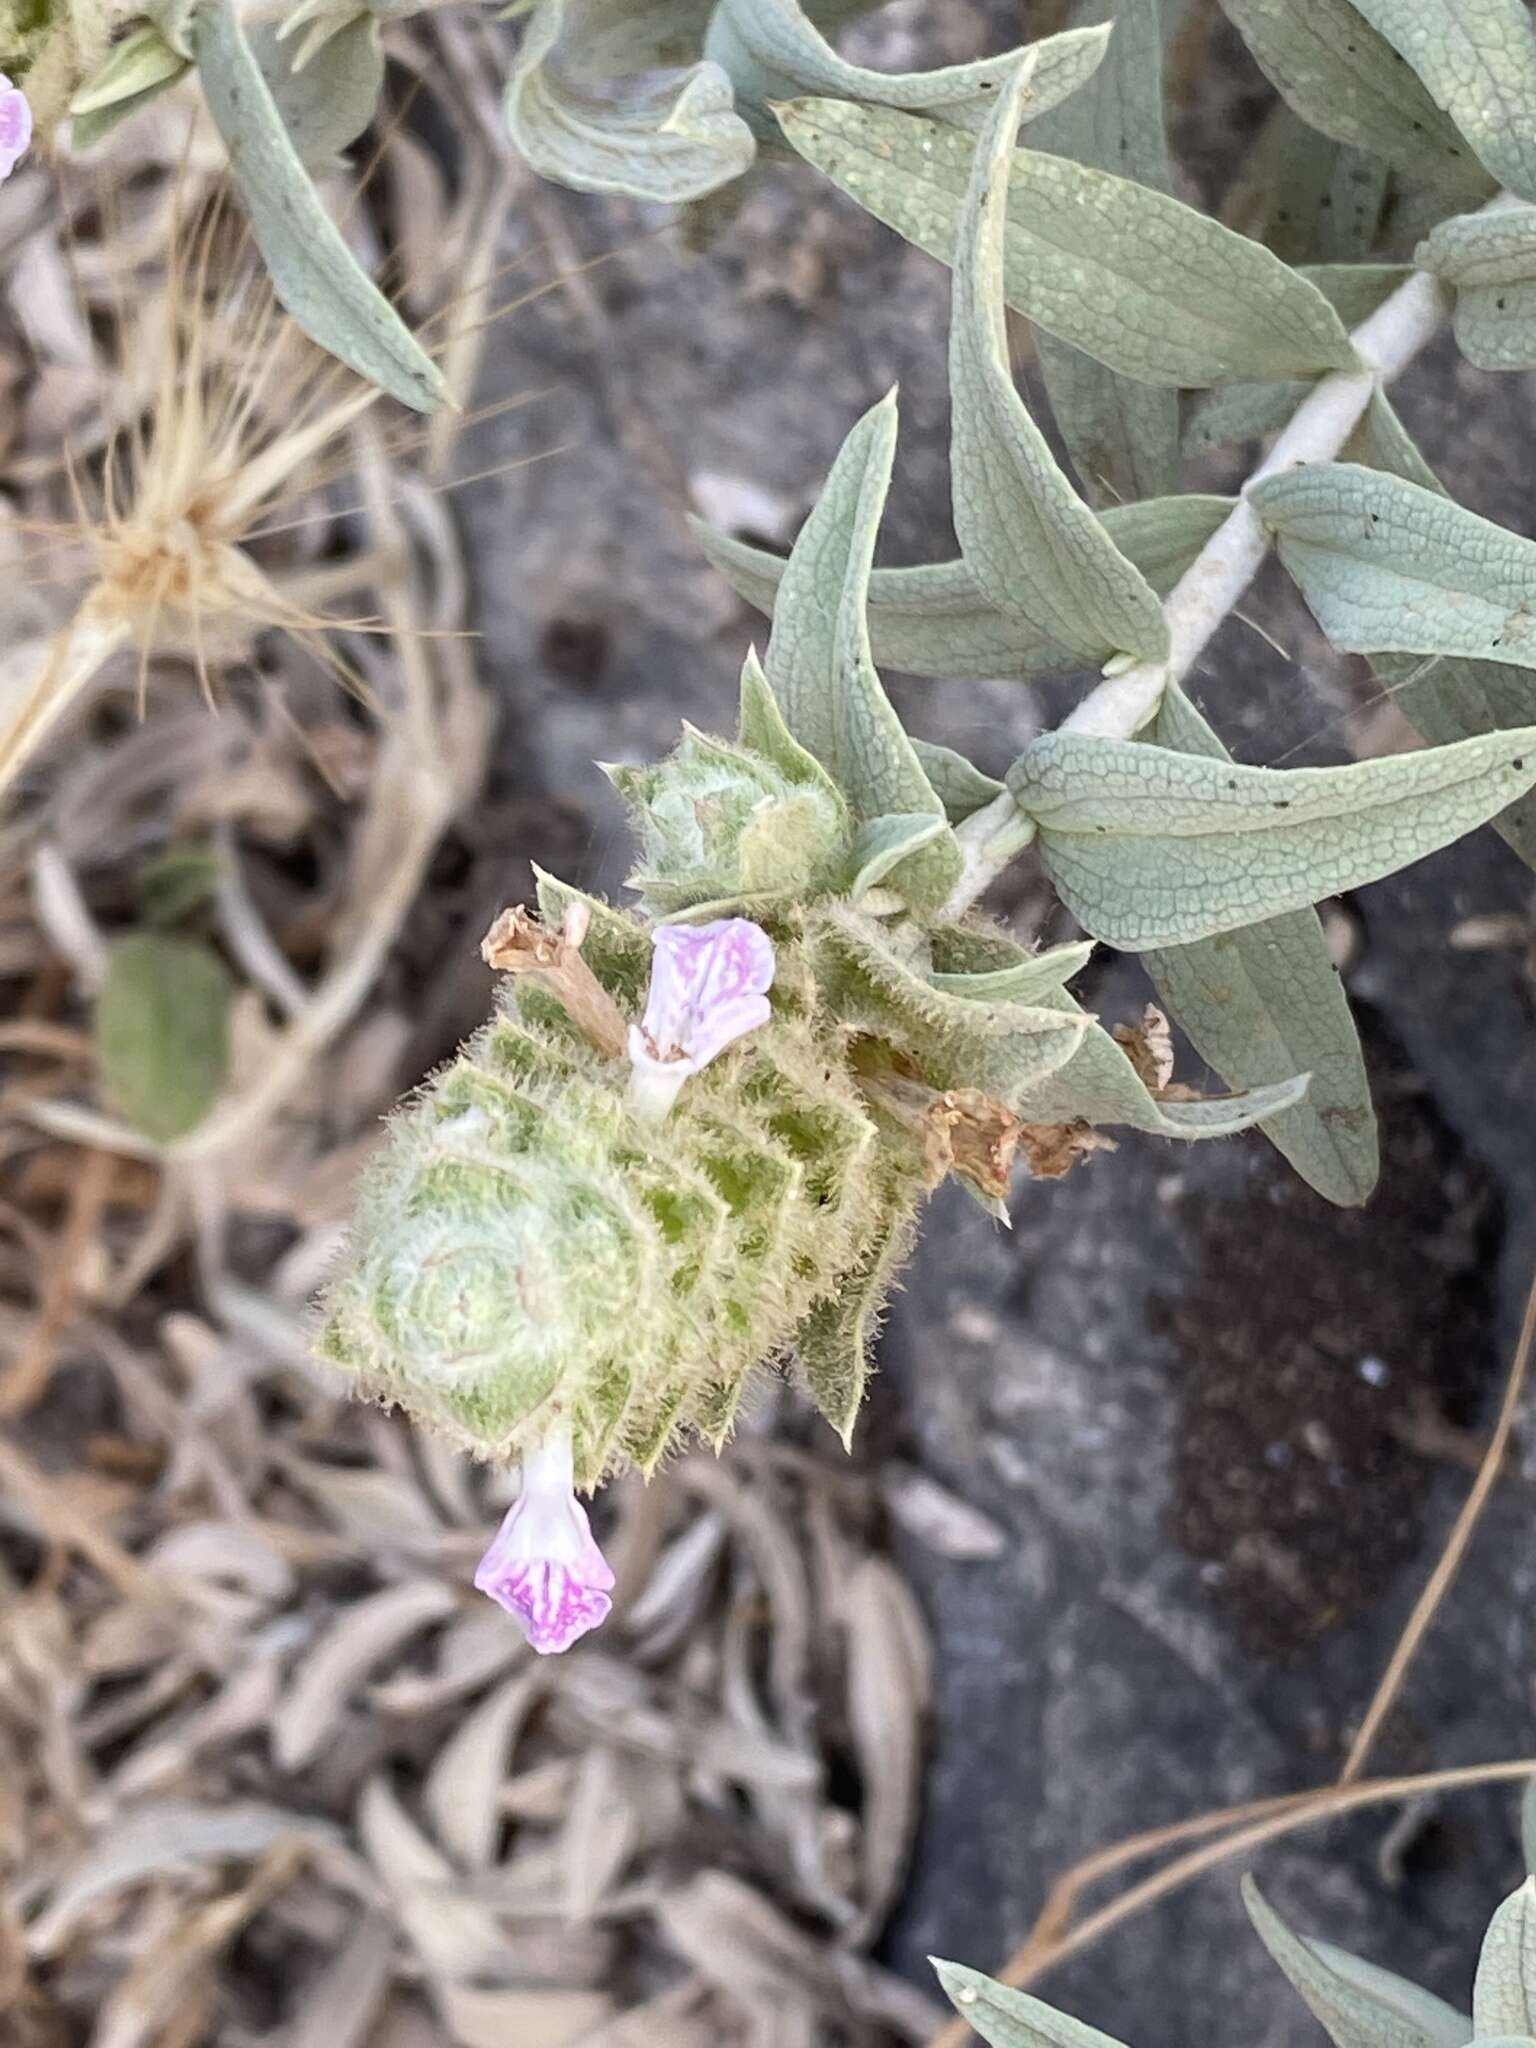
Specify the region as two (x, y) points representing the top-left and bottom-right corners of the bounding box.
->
(944, 192), (1517, 919)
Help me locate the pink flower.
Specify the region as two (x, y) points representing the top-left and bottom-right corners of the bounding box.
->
(0, 77), (31, 182)
(473, 1430), (614, 1655)
(627, 918), (775, 1117)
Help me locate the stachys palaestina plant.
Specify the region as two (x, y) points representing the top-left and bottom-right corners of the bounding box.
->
(318, 53), (1536, 1653)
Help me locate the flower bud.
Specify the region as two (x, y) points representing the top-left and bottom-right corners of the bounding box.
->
(609, 728), (848, 915)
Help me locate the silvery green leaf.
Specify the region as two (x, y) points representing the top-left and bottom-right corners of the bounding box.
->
(934, 1964), (1129, 2048)
(763, 392), (961, 910)
(96, 934), (233, 1144)
(1252, 462), (1536, 673)
(505, 0), (755, 203)
(929, 928), (1309, 1136)
(193, 0), (445, 412)
(572, 0), (716, 72)
(910, 740), (1006, 823)
(775, 97), (1359, 386)
(846, 813), (951, 900)
(810, 907), (1088, 1104)
(1010, 725), (1536, 949)
(930, 938), (1095, 1004)
(1417, 204), (1536, 370)
(1474, 1881), (1536, 2038)
(1245, 1880), (1473, 2048)
(1522, 1775), (1536, 1875)
(1029, 0), (1178, 508)
(950, 68), (1169, 664)
(248, 13), (383, 167)
(707, 0), (1109, 143)
(1341, 394), (1536, 871)
(736, 646), (849, 813)
(1143, 687), (1377, 1206)
(1217, 0), (1479, 181)
(1229, 104), (1387, 266)
(1181, 268), (1409, 456)
(692, 494), (1232, 682)
(71, 24), (189, 144)
(1349, 0), (1536, 203)
(1018, 989), (1309, 1135)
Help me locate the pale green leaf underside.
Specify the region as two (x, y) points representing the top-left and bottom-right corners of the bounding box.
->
(930, 929), (1310, 1138)
(775, 97), (1359, 386)
(690, 494), (1233, 680)
(949, 66), (1168, 664)
(1474, 1881), (1536, 2039)
(763, 394), (961, 908)
(1246, 1880), (1474, 2048)
(1350, 0), (1536, 202)
(910, 739), (1005, 821)
(706, 0), (1109, 141)
(193, 0), (445, 411)
(1144, 687), (1376, 1207)
(248, 14), (384, 168)
(1341, 393), (1536, 871)
(1218, 0), (1480, 179)
(505, 0), (755, 202)
(1010, 724), (1536, 949)
(1028, 0), (1178, 509)
(1418, 203), (1536, 369)
(846, 813), (949, 899)
(935, 1962), (1130, 2048)
(1253, 461), (1536, 671)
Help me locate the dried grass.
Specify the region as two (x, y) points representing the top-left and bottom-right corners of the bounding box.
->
(0, 35), (942, 2046)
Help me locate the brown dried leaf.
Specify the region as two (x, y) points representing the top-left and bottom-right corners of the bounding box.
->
(272, 1581), (458, 1771)
(1017, 1120), (1119, 1180)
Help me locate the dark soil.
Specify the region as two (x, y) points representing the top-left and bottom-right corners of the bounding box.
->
(1161, 1023), (1500, 1660)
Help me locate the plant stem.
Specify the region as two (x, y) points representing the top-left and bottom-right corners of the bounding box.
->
(945, 193), (1517, 916)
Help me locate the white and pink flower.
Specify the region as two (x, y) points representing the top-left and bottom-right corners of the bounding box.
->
(474, 1429), (614, 1655)
(0, 77), (31, 183)
(627, 917), (775, 1118)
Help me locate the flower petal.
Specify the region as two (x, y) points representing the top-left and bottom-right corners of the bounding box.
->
(0, 78), (31, 182)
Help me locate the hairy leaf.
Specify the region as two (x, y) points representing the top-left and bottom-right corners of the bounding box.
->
(1253, 462), (1536, 672)
(96, 934), (233, 1143)
(691, 494), (1233, 681)
(193, 0), (445, 410)
(1342, 393), (1536, 870)
(845, 814), (951, 900)
(248, 13), (383, 167)
(776, 97), (1359, 385)
(1418, 202), (1536, 370)
(1183, 266), (1410, 454)
(1349, 0), (1536, 202)
(949, 66), (1168, 663)
(910, 740), (1006, 822)
(811, 908), (1089, 1106)
(1218, 0), (1480, 181)
(71, 24), (189, 145)
(1143, 687), (1376, 1206)
(1475, 1882), (1536, 2038)
(706, 0), (1109, 141)
(935, 1964), (1132, 2048)
(795, 1189), (916, 1447)
(1010, 725), (1536, 948)
(505, 0), (755, 203)
(1028, 0), (1178, 507)
(763, 395), (961, 909)
(930, 929), (1310, 1138)
(1246, 1880), (1473, 2048)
